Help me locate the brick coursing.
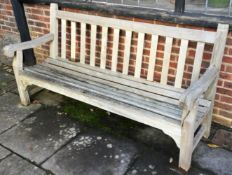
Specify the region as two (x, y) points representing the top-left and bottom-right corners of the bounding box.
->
(0, 0), (231, 127)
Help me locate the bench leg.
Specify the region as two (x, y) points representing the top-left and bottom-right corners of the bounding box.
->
(12, 52), (31, 106)
(16, 79), (30, 106)
(179, 103), (197, 171)
(203, 83), (216, 139)
(203, 105), (213, 138)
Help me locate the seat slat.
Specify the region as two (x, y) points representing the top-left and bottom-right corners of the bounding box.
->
(90, 24), (97, 66)
(100, 26), (108, 69)
(25, 64), (209, 121)
(71, 21), (76, 61)
(147, 35), (159, 81)
(161, 37), (173, 85)
(112, 28), (120, 72)
(122, 31), (132, 75)
(45, 58), (211, 108)
(80, 22), (86, 64)
(27, 67), (181, 120)
(26, 65), (182, 120)
(61, 19), (66, 59)
(191, 42), (205, 84)
(42, 61), (209, 114)
(175, 39), (189, 88)
(48, 58), (181, 94)
(135, 33), (145, 78)
(46, 58), (182, 101)
(38, 63), (181, 111)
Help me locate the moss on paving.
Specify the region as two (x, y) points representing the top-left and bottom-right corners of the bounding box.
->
(62, 99), (142, 136)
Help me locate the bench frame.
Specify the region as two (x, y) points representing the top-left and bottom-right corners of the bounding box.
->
(3, 3), (229, 171)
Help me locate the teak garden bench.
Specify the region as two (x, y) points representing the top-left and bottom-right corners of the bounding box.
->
(3, 3), (229, 171)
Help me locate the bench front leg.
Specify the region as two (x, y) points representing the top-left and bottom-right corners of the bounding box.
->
(13, 51), (30, 106)
(179, 101), (198, 171)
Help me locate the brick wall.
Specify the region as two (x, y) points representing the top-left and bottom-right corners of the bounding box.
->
(0, 0), (231, 127)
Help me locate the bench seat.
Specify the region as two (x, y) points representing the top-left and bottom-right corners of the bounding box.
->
(20, 58), (210, 146)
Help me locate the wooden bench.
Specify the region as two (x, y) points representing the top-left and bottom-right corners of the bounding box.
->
(3, 3), (229, 171)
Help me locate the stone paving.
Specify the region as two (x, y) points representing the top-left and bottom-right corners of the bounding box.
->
(0, 63), (232, 175)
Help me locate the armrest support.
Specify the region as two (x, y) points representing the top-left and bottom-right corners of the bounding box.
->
(3, 33), (54, 57)
(180, 65), (218, 113)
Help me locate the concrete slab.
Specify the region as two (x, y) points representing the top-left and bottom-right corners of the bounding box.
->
(0, 70), (16, 95)
(212, 129), (232, 150)
(0, 154), (47, 175)
(193, 142), (232, 175)
(0, 146), (11, 160)
(126, 149), (179, 175)
(0, 107), (81, 164)
(134, 127), (179, 157)
(0, 93), (41, 133)
(33, 90), (65, 106)
(43, 130), (138, 175)
(0, 71), (14, 83)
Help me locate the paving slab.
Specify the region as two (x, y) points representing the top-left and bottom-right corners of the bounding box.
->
(193, 142), (232, 175)
(43, 130), (138, 175)
(0, 154), (47, 175)
(212, 129), (232, 150)
(0, 93), (41, 133)
(0, 146), (11, 160)
(126, 149), (180, 175)
(33, 90), (65, 106)
(0, 70), (16, 95)
(134, 127), (179, 157)
(0, 107), (81, 164)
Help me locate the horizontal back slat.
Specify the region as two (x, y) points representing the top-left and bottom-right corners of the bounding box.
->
(56, 10), (216, 43)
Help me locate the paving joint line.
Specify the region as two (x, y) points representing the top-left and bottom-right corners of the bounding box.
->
(0, 143), (54, 175)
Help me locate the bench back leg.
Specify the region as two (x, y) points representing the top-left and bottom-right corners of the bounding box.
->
(203, 24), (228, 138)
(179, 102), (198, 171)
(203, 81), (216, 138)
(13, 51), (30, 106)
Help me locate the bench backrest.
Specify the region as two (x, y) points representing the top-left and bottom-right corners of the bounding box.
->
(49, 4), (229, 89)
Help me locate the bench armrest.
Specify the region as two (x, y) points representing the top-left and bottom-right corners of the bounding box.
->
(3, 33), (54, 57)
(179, 65), (218, 113)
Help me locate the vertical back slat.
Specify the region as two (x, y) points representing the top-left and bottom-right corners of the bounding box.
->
(90, 24), (97, 66)
(175, 39), (189, 88)
(61, 19), (66, 59)
(122, 31), (132, 75)
(100, 26), (108, 69)
(111, 28), (120, 72)
(80, 23), (86, 64)
(71, 21), (76, 61)
(147, 35), (159, 81)
(160, 37), (173, 85)
(50, 3), (58, 58)
(191, 42), (205, 84)
(135, 33), (145, 78)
